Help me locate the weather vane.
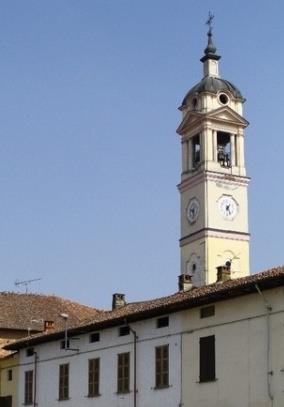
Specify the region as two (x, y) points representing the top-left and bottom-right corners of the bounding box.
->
(206, 11), (214, 34)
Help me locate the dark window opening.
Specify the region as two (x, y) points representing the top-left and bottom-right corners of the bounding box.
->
(119, 326), (130, 336)
(90, 332), (100, 343)
(60, 340), (70, 350)
(217, 132), (231, 167)
(192, 135), (201, 168)
(157, 316), (169, 328)
(200, 305), (215, 319)
(155, 345), (169, 388)
(7, 369), (12, 381)
(0, 395), (12, 407)
(199, 335), (215, 382)
(219, 93), (229, 105)
(192, 97), (198, 109)
(26, 348), (34, 357)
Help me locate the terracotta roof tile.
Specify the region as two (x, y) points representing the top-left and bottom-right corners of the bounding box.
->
(5, 266), (284, 351)
(0, 292), (103, 331)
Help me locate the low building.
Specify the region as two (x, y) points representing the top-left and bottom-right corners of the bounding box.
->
(0, 292), (101, 407)
(5, 268), (284, 407)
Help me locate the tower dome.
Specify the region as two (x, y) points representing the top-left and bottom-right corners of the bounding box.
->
(180, 15), (244, 110)
(181, 77), (244, 108)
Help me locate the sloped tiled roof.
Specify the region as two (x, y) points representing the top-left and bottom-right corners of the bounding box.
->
(0, 292), (102, 332)
(6, 266), (284, 351)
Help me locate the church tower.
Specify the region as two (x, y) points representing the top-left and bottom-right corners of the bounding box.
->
(177, 20), (250, 286)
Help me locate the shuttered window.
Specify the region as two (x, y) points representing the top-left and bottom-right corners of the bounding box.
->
(155, 345), (169, 388)
(59, 364), (69, 400)
(88, 358), (100, 397)
(24, 370), (33, 405)
(199, 335), (215, 382)
(117, 352), (130, 393)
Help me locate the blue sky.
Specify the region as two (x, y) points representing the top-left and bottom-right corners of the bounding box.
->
(0, 1), (283, 308)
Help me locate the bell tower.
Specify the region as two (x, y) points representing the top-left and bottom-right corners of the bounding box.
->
(177, 18), (250, 286)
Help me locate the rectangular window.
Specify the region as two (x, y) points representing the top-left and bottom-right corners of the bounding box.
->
(200, 305), (215, 319)
(88, 358), (100, 397)
(59, 364), (69, 400)
(24, 370), (33, 405)
(7, 369), (13, 381)
(192, 134), (201, 167)
(89, 332), (100, 343)
(119, 326), (130, 336)
(60, 339), (70, 349)
(155, 345), (169, 388)
(157, 316), (169, 328)
(199, 335), (215, 382)
(217, 131), (231, 167)
(117, 352), (130, 393)
(26, 348), (34, 357)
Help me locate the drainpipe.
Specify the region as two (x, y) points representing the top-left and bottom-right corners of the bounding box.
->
(179, 333), (183, 407)
(126, 321), (138, 407)
(33, 351), (38, 407)
(255, 284), (273, 406)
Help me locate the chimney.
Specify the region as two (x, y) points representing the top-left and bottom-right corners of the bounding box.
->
(216, 264), (231, 283)
(44, 320), (55, 332)
(178, 274), (193, 292)
(112, 293), (126, 310)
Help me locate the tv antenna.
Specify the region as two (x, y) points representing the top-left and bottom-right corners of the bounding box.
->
(14, 278), (42, 293)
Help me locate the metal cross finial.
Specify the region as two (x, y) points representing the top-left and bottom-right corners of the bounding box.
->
(206, 11), (214, 34)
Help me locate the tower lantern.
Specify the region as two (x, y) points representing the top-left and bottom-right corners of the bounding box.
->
(177, 20), (250, 286)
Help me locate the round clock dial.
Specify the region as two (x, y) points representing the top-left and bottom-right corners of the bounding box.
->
(218, 196), (238, 220)
(186, 198), (200, 224)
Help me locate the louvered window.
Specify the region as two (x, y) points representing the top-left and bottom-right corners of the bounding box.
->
(155, 345), (169, 388)
(24, 370), (33, 405)
(117, 352), (130, 393)
(88, 358), (100, 397)
(59, 364), (69, 400)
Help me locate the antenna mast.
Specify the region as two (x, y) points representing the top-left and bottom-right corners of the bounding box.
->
(14, 278), (42, 293)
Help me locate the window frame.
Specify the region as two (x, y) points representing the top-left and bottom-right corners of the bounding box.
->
(59, 363), (69, 401)
(156, 316), (169, 329)
(24, 370), (33, 405)
(88, 358), (100, 397)
(155, 344), (169, 389)
(7, 369), (13, 381)
(200, 305), (215, 319)
(89, 332), (100, 343)
(199, 335), (216, 382)
(119, 326), (130, 337)
(117, 352), (130, 394)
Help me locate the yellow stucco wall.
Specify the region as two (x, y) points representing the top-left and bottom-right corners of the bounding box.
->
(0, 353), (19, 407)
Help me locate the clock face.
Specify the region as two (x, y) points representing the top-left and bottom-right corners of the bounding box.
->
(218, 196), (238, 220)
(186, 198), (200, 224)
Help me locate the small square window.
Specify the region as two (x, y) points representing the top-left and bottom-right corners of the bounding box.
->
(119, 326), (130, 336)
(60, 340), (70, 350)
(157, 316), (169, 328)
(90, 332), (100, 343)
(7, 369), (12, 381)
(26, 348), (34, 357)
(200, 305), (215, 319)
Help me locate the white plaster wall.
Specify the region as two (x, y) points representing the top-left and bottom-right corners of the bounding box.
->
(17, 287), (284, 407)
(18, 314), (182, 407)
(181, 288), (284, 407)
